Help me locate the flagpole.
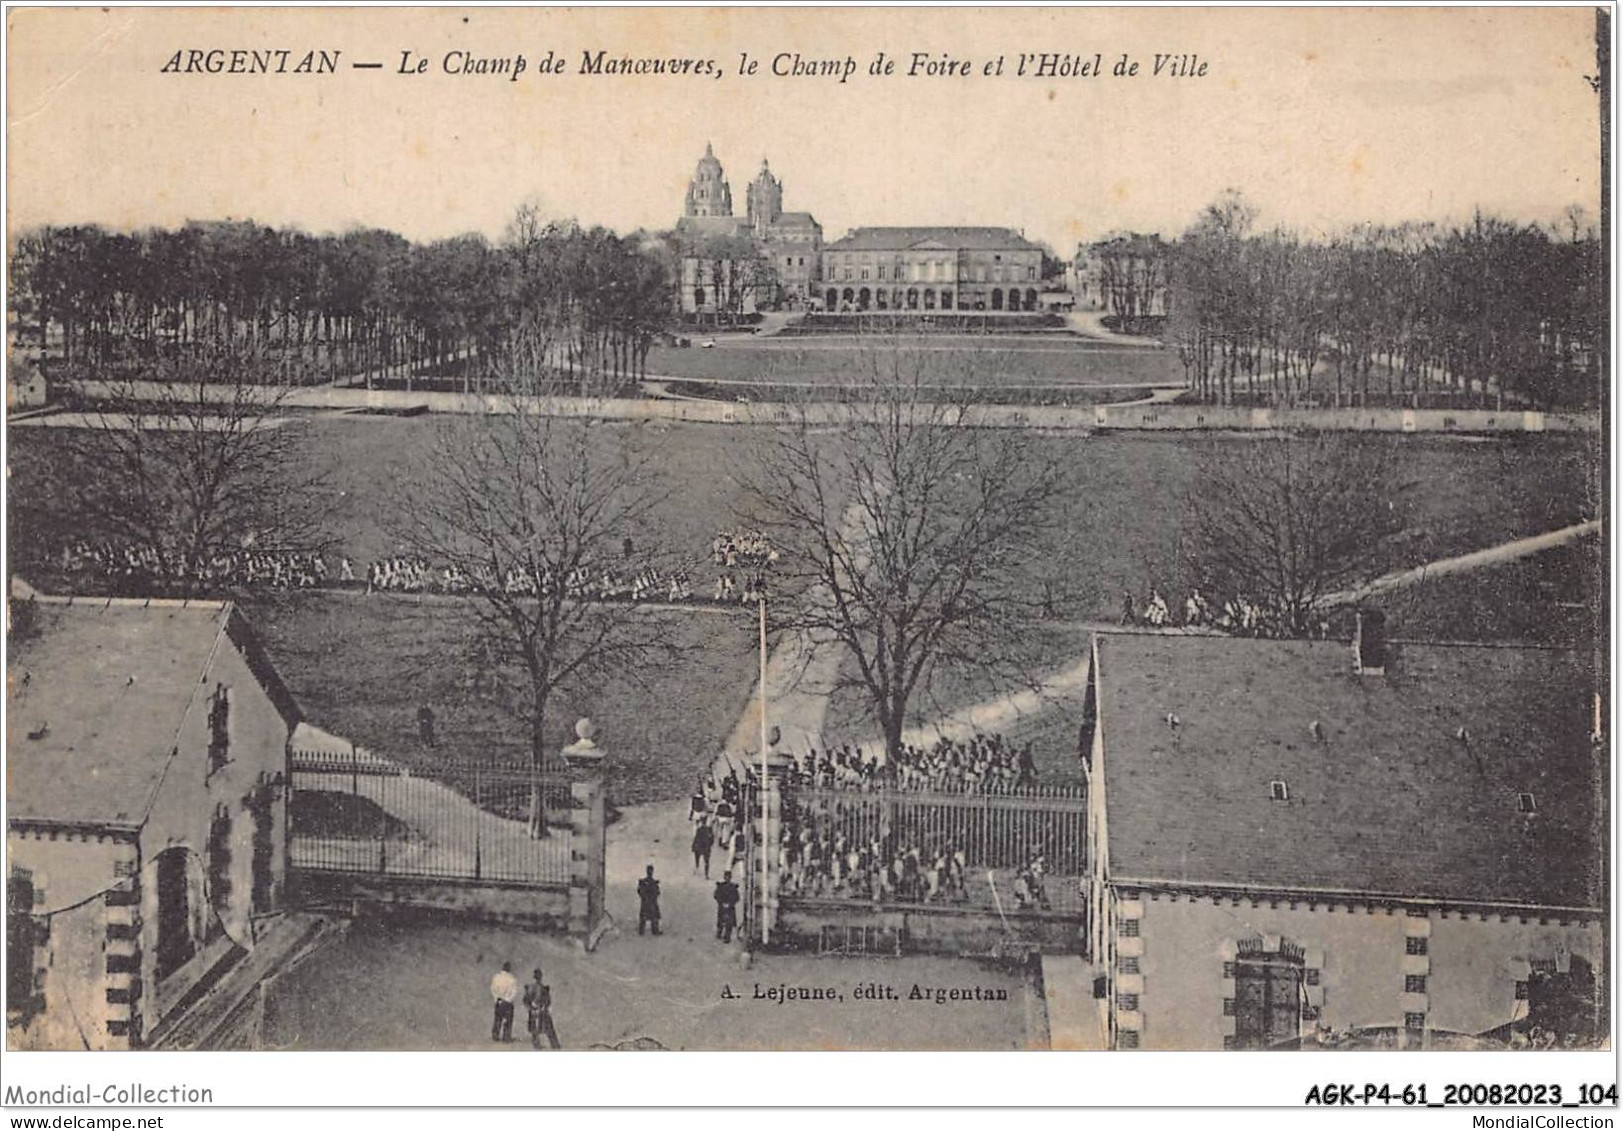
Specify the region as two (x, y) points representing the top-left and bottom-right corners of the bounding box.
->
(759, 589), (770, 946)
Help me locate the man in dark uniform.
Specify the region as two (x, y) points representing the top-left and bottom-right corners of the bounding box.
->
(714, 870), (740, 943)
(637, 864), (662, 936)
(692, 821), (715, 878)
(523, 969), (562, 1050)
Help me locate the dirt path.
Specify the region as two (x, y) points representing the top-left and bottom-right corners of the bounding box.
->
(715, 502), (871, 774)
(1324, 519), (1600, 605)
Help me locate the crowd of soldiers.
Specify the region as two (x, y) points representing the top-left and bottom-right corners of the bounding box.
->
(772, 801), (1056, 911)
(788, 733), (1038, 795)
(774, 811), (972, 904)
(710, 528), (778, 606)
(61, 541), (333, 590)
(1122, 585), (1328, 639)
(56, 540), (735, 607)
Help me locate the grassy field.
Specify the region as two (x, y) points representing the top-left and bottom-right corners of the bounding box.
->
(1364, 539), (1601, 650)
(12, 419), (1594, 623)
(644, 339), (1184, 386)
(243, 591), (761, 807)
(10, 419), (1597, 806)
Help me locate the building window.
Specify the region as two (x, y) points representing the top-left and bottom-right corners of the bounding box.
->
(878, 264), (887, 281)
(1119, 918), (1139, 938)
(1406, 936), (1428, 956)
(1222, 961), (1237, 979)
(1119, 955), (1140, 975)
(1118, 1029), (1140, 1049)
(1405, 975), (1427, 994)
(1117, 993), (1140, 1012)
(207, 685), (232, 775)
(1269, 780), (1289, 802)
(1517, 793), (1537, 814)
(1405, 1012), (1426, 1030)
(248, 785), (276, 915)
(1222, 997), (1235, 1016)
(1515, 980), (1530, 1001)
(1305, 968), (1320, 986)
(1301, 1003), (1320, 1022)
(1222, 1034), (1239, 1050)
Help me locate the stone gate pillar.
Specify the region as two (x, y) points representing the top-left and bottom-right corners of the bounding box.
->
(562, 719), (607, 941)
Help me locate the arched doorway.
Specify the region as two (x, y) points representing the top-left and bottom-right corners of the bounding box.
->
(693, 287), (706, 310)
(923, 289), (936, 310)
(906, 288), (919, 310)
(155, 847), (196, 980)
(940, 290), (953, 310)
(991, 289), (1004, 311)
(7, 869), (37, 1017)
(1229, 937), (1306, 1049)
(1026, 288), (1039, 311)
(824, 288), (838, 310)
(841, 288), (855, 311)
(858, 287), (871, 310)
(875, 290), (887, 310)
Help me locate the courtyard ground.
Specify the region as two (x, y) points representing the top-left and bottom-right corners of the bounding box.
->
(261, 796), (1037, 1051)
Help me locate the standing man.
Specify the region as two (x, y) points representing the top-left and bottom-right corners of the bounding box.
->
(637, 864), (662, 936)
(523, 968), (562, 1050)
(714, 870), (740, 943)
(692, 820), (715, 879)
(490, 960), (518, 1042)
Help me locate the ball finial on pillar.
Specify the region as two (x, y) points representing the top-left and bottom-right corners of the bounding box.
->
(562, 717), (604, 772)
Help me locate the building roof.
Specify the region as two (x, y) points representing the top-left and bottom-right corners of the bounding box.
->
(825, 226), (1041, 253)
(674, 216), (751, 244)
(7, 597), (300, 830)
(1095, 632), (1604, 911)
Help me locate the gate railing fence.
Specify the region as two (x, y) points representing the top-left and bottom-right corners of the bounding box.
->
(775, 783), (1087, 914)
(288, 748), (573, 885)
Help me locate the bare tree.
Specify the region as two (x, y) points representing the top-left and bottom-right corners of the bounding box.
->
(38, 342), (334, 597)
(737, 347), (1075, 757)
(398, 387), (676, 834)
(1182, 432), (1402, 636)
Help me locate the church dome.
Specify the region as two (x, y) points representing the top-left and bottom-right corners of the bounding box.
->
(695, 142), (724, 178)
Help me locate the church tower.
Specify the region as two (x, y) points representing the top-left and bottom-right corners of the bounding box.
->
(683, 142), (733, 218)
(746, 158), (783, 238)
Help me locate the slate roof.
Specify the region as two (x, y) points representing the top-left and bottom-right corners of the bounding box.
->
(7, 598), (299, 830)
(1095, 632), (1605, 910)
(824, 226), (1042, 253)
(674, 215), (750, 243)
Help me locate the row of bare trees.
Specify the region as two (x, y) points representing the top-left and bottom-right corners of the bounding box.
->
(1164, 193), (1604, 410)
(9, 208), (670, 393)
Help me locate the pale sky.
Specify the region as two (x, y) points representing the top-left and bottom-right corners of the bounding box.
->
(6, 6), (1605, 252)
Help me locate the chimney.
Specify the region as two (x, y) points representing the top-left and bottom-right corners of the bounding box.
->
(1352, 609), (1386, 675)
